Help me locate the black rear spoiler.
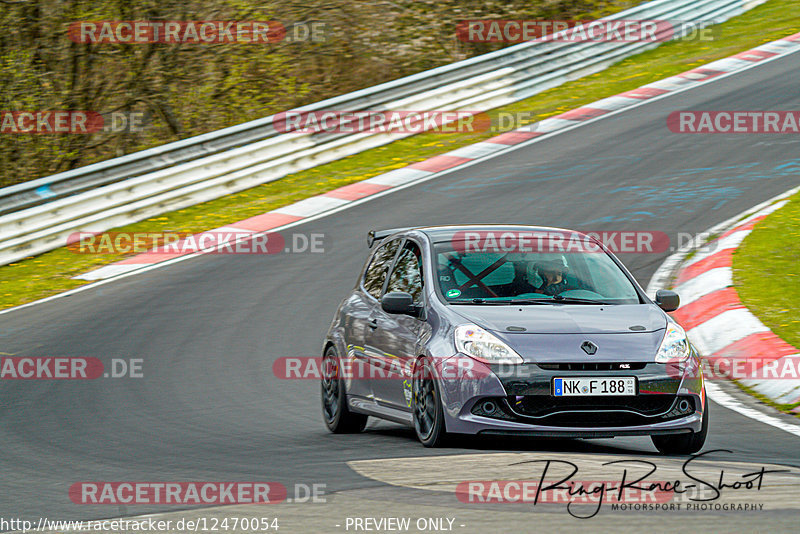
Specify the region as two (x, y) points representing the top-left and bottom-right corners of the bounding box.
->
(367, 227), (414, 248)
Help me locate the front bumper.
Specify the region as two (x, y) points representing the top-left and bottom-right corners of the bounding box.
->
(436, 355), (705, 436)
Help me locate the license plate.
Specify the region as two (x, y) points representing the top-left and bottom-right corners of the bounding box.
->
(553, 377), (636, 396)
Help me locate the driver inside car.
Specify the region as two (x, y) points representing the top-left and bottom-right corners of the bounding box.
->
(534, 259), (573, 296)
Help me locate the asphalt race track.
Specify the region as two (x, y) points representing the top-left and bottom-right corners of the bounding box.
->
(2, 46), (800, 530)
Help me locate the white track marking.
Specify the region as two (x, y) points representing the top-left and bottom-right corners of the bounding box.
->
(705, 383), (800, 438)
(687, 308), (769, 355)
(673, 267), (734, 306)
(273, 195), (349, 217)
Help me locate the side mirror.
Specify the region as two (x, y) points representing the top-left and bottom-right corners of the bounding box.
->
(655, 289), (680, 312)
(381, 292), (420, 317)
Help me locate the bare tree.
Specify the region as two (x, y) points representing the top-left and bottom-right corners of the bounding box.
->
(0, 0), (637, 187)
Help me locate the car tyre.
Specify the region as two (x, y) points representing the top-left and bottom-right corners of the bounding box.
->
(651, 400), (708, 455)
(321, 347), (368, 433)
(412, 358), (448, 447)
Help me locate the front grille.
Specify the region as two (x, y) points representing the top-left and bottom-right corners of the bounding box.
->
(527, 411), (666, 427)
(502, 394), (694, 427)
(537, 362), (647, 371)
(513, 394), (676, 417)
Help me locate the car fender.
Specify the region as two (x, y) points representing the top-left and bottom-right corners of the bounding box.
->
(431, 354), (509, 430)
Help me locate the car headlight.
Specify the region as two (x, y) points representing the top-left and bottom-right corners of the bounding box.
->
(655, 323), (691, 363)
(454, 324), (524, 364)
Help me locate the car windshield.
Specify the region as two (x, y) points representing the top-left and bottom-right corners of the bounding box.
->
(433, 232), (641, 304)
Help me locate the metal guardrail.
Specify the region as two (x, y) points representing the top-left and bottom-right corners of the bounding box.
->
(0, 0), (767, 266)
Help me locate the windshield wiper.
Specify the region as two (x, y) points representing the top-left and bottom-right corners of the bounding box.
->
(495, 298), (560, 305)
(550, 295), (612, 305)
(449, 298), (516, 305)
(506, 295), (613, 305)
(449, 296), (615, 305)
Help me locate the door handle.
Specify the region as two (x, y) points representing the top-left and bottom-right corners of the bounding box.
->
(368, 318), (378, 329)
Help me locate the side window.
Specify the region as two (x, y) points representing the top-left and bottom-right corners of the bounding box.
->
(386, 241), (424, 303)
(363, 239), (400, 299)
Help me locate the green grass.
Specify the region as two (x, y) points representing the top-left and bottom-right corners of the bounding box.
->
(733, 191), (800, 350)
(732, 190), (800, 416)
(1, 0), (799, 310)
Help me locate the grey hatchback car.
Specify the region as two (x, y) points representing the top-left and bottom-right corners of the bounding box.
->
(321, 225), (708, 453)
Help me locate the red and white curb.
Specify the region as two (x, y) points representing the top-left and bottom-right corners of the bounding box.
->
(73, 30), (800, 281)
(649, 185), (800, 411)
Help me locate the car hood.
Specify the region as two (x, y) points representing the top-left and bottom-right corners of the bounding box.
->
(450, 303), (666, 334)
(449, 304), (668, 363)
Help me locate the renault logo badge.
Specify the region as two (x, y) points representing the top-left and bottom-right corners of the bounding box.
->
(581, 341), (598, 355)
